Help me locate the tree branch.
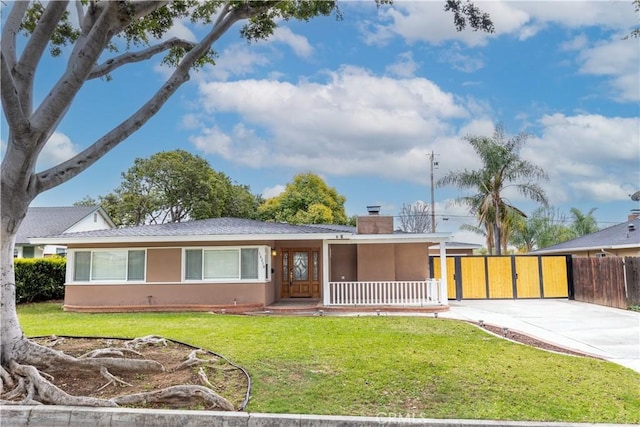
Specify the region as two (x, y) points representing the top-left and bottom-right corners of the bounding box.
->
(0, 52), (29, 136)
(88, 38), (196, 80)
(74, 0), (85, 28)
(0, 0), (28, 73)
(15, 1), (69, 116)
(35, 7), (248, 193)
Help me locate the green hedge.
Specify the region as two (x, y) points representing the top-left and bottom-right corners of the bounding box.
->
(15, 257), (66, 304)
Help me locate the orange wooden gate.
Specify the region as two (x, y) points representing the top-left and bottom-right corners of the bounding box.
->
(431, 255), (570, 300)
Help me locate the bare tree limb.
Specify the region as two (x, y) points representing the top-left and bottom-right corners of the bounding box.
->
(0, 52), (29, 136)
(29, 1), (119, 143)
(34, 6), (248, 194)
(0, 0), (28, 73)
(88, 38), (196, 80)
(74, 0), (85, 28)
(15, 1), (69, 116)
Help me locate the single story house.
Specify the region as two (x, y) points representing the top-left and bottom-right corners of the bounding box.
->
(15, 206), (115, 258)
(32, 210), (452, 312)
(532, 215), (640, 258)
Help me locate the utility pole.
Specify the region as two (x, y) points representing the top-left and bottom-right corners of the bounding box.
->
(429, 151), (438, 232)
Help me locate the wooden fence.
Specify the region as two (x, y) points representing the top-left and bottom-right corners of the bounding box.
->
(572, 256), (640, 309)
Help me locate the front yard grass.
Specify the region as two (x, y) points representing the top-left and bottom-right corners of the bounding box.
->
(18, 302), (640, 423)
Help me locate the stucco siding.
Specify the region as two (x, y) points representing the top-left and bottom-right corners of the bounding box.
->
(330, 245), (357, 282)
(147, 248), (182, 282)
(357, 244), (395, 281)
(64, 283), (266, 311)
(394, 243), (429, 280)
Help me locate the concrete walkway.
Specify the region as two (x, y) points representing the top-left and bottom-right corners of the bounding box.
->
(439, 299), (640, 373)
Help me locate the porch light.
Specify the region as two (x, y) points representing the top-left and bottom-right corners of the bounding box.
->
(271, 249), (277, 257)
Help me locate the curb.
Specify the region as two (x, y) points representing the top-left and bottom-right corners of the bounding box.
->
(0, 406), (635, 427)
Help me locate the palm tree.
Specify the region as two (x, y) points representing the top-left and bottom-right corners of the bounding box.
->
(569, 207), (599, 237)
(438, 124), (549, 254)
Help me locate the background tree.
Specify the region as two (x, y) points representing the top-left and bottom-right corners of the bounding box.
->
(0, 0), (493, 407)
(509, 207), (574, 251)
(258, 172), (349, 225)
(569, 207), (599, 237)
(437, 124), (549, 255)
(80, 150), (259, 226)
(398, 201), (434, 233)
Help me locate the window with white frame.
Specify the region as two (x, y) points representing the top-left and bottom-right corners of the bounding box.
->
(73, 250), (145, 282)
(184, 247), (267, 281)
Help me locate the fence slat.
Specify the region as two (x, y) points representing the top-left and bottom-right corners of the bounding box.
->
(572, 257), (632, 309)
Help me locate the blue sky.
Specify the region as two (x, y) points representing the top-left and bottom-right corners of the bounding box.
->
(2, 1), (639, 245)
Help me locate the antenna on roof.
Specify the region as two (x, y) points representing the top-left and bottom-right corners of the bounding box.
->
(630, 191), (640, 202)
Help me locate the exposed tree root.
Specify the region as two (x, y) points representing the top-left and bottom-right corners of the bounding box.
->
(1, 335), (245, 410)
(112, 384), (235, 410)
(174, 349), (218, 371)
(97, 366), (134, 392)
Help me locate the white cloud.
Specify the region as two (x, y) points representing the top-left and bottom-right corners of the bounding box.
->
(191, 66), (470, 181)
(268, 27), (313, 58)
(359, 1), (637, 48)
(262, 184), (286, 199)
(385, 51), (419, 78)
(37, 132), (79, 170)
(576, 35), (640, 102)
(523, 113), (640, 204)
(204, 43), (270, 81)
(437, 44), (484, 73)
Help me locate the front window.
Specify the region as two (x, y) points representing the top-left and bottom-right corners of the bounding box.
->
(185, 247), (265, 281)
(73, 250), (146, 282)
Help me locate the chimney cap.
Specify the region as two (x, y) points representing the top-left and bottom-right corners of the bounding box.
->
(366, 205), (381, 215)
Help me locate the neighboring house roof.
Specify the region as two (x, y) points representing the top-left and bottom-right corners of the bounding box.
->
(532, 217), (640, 255)
(16, 206), (115, 245)
(429, 241), (483, 250)
(31, 217), (452, 245)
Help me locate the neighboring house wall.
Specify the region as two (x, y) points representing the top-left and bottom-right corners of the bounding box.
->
(567, 248), (640, 258)
(66, 211), (113, 233)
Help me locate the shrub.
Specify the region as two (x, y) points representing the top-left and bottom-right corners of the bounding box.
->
(15, 257), (66, 303)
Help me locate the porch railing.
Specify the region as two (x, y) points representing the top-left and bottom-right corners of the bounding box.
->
(328, 279), (447, 306)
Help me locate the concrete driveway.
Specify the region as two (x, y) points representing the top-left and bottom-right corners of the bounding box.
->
(440, 299), (640, 373)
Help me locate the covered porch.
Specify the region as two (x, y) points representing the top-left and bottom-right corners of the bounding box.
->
(320, 232), (451, 308)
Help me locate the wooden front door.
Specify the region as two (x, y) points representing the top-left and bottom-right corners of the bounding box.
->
(281, 248), (320, 298)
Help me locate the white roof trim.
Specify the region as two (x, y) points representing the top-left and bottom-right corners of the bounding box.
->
(533, 243), (640, 255)
(32, 231), (452, 246)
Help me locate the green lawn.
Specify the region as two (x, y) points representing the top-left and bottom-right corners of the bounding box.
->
(18, 302), (640, 423)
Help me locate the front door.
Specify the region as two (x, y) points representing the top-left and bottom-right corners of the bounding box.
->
(281, 248), (320, 298)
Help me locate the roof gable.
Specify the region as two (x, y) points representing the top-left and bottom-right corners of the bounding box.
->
(533, 218), (640, 254)
(16, 206), (114, 244)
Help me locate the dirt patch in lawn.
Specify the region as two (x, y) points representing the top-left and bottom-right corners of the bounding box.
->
(474, 323), (601, 359)
(25, 336), (250, 410)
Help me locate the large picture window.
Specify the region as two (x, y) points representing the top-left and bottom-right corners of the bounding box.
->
(73, 250), (146, 282)
(185, 247), (264, 281)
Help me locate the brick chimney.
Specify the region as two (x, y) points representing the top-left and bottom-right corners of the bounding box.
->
(629, 213), (639, 221)
(356, 206), (393, 234)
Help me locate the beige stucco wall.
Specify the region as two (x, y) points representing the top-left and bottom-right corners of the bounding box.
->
(64, 283), (266, 311)
(565, 248), (640, 258)
(357, 244), (395, 281)
(330, 245), (357, 282)
(146, 248), (181, 282)
(394, 243), (429, 280)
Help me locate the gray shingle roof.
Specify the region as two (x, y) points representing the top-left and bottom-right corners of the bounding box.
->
(16, 206), (106, 244)
(532, 217), (640, 254)
(45, 217), (351, 240)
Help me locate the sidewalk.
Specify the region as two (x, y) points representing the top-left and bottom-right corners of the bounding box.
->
(439, 299), (640, 373)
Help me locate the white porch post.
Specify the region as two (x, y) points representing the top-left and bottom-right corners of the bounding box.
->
(322, 240), (330, 306)
(439, 242), (449, 305)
